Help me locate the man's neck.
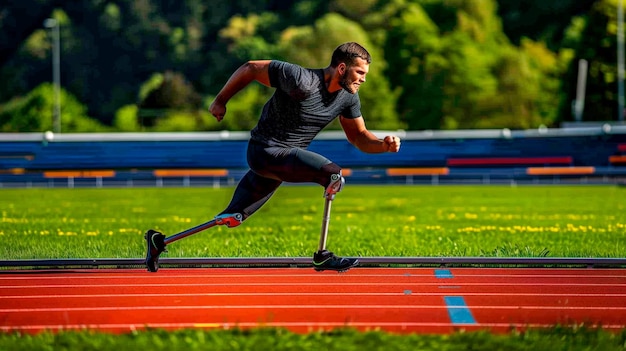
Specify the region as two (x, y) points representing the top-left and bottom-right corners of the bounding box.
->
(323, 66), (342, 93)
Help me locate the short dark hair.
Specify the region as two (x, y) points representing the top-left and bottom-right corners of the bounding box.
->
(330, 42), (371, 67)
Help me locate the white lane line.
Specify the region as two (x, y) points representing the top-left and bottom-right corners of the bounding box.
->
(2, 305), (626, 313)
(1, 292), (625, 298)
(2, 282), (625, 288)
(0, 292), (403, 298)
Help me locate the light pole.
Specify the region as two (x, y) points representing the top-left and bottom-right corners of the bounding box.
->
(574, 59), (588, 122)
(44, 18), (61, 133)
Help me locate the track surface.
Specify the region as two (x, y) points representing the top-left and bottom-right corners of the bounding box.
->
(1, 267), (625, 334)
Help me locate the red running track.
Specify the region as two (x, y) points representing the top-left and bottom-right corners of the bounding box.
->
(0, 267), (625, 334)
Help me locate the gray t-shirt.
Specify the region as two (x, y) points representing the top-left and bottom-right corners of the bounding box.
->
(250, 60), (362, 148)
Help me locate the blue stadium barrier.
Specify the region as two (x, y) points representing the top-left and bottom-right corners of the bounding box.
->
(1, 126), (625, 187)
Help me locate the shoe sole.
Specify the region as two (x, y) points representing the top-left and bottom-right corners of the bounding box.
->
(145, 231), (162, 273)
(313, 259), (359, 273)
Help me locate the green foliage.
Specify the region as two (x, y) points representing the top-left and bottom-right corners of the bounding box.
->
(139, 72), (202, 111)
(215, 84), (272, 131)
(151, 111), (201, 132)
(497, 0), (596, 50)
(559, 0), (624, 123)
(114, 105), (227, 132)
(219, 12), (282, 60)
(0, 83), (108, 132)
(139, 73), (165, 103)
(439, 30), (501, 129)
(113, 105), (141, 132)
(383, 0), (571, 130)
(276, 13), (404, 130)
(0, 0), (619, 130)
(136, 71), (203, 129)
(383, 1), (445, 129)
(331, 0), (378, 16)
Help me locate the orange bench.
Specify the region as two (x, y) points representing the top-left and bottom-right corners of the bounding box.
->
(44, 170), (116, 178)
(153, 169), (228, 177)
(526, 167), (595, 176)
(153, 169), (230, 187)
(386, 167), (450, 176)
(0, 168), (25, 175)
(154, 169), (352, 178)
(386, 167), (449, 184)
(43, 170), (116, 188)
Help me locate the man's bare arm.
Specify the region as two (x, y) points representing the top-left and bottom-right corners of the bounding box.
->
(340, 116), (401, 153)
(209, 60), (271, 121)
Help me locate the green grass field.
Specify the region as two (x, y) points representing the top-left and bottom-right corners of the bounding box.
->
(3, 327), (626, 351)
(0, 185), (624, 260)
(1, 185), (625, 350)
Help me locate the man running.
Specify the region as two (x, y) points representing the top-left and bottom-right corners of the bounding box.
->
(145, 42), (401, 272)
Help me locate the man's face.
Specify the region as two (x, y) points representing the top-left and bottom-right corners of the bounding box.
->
(339, 57), (369, 94)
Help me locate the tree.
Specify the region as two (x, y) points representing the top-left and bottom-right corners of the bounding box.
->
(0, 83), (108, 132)
(496, 0), (597, 51)
(276, 13), (403, 130)
(559, 0), (624, 123)
(382, 0), (446, 130)
(138, 71), (203, 127)
(0, 0), (598, 131)
(380, 0), (569, 129)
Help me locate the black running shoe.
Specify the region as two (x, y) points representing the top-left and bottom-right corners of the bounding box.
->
(145, 229), (166, 272)
(313, 250), (359, 272)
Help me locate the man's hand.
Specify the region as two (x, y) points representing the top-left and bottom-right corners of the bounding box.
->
(383, 136), (401, 152)
(209, 99), (226, 122)
(208, 61), (272, 123)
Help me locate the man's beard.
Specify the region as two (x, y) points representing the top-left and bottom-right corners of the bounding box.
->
(339, 73), (357, 94)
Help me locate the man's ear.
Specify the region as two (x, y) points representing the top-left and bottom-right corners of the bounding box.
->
(338, 63), (346, 75)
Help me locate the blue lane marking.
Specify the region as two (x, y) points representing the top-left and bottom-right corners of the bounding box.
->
(435, 269), (453, 279)
(434, 269), (477, 324)
(444, 296), (477, 325)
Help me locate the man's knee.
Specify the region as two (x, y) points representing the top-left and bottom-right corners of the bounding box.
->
(321, 163), (344, 199)
(321, 163), (342, 178)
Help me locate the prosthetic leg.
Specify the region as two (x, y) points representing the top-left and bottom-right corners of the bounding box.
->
(312, 173), (359, 272)
(145, 213), (243, 272)
(164, 213), (243, 245)
(318, 173), (343, 251)
(145, 169), (281, 272)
